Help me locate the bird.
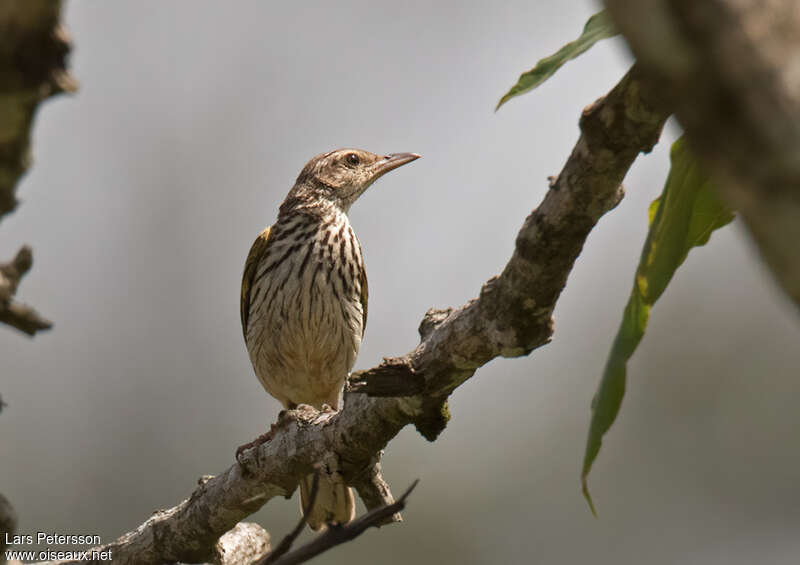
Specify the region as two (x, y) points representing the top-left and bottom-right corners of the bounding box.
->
(240, 148), (420, 530)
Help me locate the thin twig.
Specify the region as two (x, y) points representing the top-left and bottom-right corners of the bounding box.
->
(0, 246), (52, 335)
(258, 480), (419, 565)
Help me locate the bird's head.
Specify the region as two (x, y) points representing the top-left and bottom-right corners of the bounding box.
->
(287, 148), (420, 214)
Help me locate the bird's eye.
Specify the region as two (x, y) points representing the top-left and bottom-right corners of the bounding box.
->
(345, 153), (360, 166)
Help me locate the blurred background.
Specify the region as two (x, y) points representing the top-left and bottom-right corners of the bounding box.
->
(2, 1), (800, 564)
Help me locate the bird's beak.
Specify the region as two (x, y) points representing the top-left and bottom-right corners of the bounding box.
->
(372, 152), (421, 179)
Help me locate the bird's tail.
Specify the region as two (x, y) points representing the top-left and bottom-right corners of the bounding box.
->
(299, 473), (355, 531)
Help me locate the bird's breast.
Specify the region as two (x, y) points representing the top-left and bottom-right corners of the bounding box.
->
(245, 212), (366, 408)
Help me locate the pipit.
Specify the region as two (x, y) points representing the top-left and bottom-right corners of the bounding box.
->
(240, 148), (419, 529)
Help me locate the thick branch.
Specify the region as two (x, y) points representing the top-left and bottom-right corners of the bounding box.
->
(0, 0), (75, 222)
(605, 0), (800, 309)
(43, 64), (670, 565)
(350, 451), (402, 525)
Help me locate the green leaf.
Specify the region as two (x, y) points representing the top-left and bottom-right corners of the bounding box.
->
(496, 11), (618, 111)
(581, 137), (735, 514)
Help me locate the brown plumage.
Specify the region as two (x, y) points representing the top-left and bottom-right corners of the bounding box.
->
(240, 148), (419, 529)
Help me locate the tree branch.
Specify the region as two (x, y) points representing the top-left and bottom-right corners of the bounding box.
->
(0, 0), (76, 223)
(605, 0), (800, 309)
(0, 0), (74, 334)
(257, 481), (418, 565)
(0, 245), (51, 335)
(41, 64), (670, 565)
(350, 451), (402, 525)
(207, 522), (271, 565)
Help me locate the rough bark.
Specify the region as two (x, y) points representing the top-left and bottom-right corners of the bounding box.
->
(349, 452), (402, 525)
(605, 0), (800, 309)
(41, 64), (670, 565)
(210, 523), (271, 565)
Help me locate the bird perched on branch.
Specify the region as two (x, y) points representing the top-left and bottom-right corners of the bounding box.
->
(240, 148), (419, 530)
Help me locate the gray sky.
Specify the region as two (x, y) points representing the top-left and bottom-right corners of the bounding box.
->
(2, 2), (800, 564)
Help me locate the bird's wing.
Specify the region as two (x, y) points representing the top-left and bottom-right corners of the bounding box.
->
(360, 264), (368, 338)
(240, 226), (272, 338)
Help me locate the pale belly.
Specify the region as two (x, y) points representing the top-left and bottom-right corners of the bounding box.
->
(246, 251), (363, 410)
